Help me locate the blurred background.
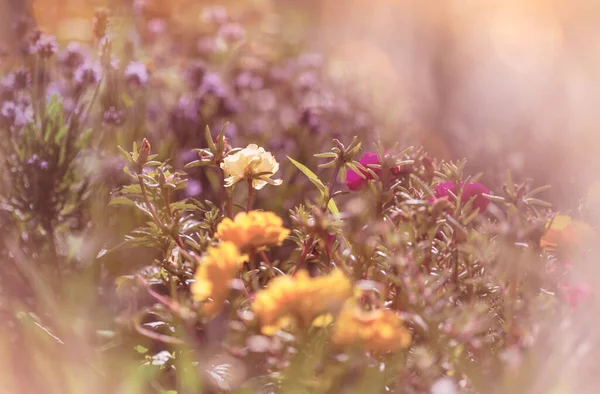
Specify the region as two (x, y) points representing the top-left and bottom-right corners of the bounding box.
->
(2, 0), (598, 208)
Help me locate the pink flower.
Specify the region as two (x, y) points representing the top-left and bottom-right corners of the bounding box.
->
(432, 181), (490, 213)
(345, 152), (381, 191)
(562, 281), (591, 308)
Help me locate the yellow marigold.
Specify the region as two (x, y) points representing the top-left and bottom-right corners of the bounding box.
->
(540, 215), (595, 254)
(220, 144), (282, 190)
(216, 210), (290, 251)
(332, 300), (412, 353)
(191, 242), (248, 318)
(252, 270), (353, 335)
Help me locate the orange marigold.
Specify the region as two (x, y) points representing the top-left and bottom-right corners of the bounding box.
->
(252, 270), (353, 335)
(191, 242), (248, 318)
(216, 210), (290, 251)
(332, 299), (412, 353)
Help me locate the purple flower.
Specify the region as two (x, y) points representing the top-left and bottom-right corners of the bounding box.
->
(297, 71), (318, 91)
(185, 179), (202, 198)
(27, 154), (38, 164)
(432, 181), (490, 213)
(125, 61), (149, 87)
(184, 61), (207, 89)
(103, 106), (123, 126)
(198, 73), (226, 97)
(74, 62), (102, 87)
(218, 23), (245, 43)
(58, 42), (87, 70)
(1, 101), (16, 121)
(345, 152), (381, 191)
(1, 100), (33, 127)
(45, 81), (63, 102)
(32, 34), (58, 58)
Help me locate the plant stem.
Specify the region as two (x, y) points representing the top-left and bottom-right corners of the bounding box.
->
(246, 178), (254, 212)
(137, 171), (163, 227)
(294, 238), (312, 274)
(133, 311), (184, 345)
(322, 160), (342, 213)
(247, 250), (260, 290)
(259, 250), (272, 269)
(226, 186), (234, 218)
(453, 250), (459, 282)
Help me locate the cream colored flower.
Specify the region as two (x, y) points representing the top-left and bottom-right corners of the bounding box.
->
(220, 144), (282, 190)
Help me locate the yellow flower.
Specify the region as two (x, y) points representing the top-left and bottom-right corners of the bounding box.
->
(191, 242), (248, 318)
(216, 210), (290, 251)
(252, 270), (353, 335)
(540, 215), (594, 254)
(220, 144), (282, 190)
(332, 300), (412, 353)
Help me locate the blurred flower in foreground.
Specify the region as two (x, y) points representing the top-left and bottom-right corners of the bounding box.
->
(220, 144), (282, 190)
(345, 151), (381, 191)
(252, 270), (352, 335)
(191, 242), (248, 318)
(540, 215), (595, 254)
(216, 211), (290, 251)
(562, 281), (591, 308)
(332, 299), (411, 353)
(432, 181), (490, 213)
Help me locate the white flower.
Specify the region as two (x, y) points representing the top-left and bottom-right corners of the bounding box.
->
(220, 144), (282, 190)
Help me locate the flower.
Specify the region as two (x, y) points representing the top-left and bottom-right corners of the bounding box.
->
(32, 34), (58, 58)
(216, 211), (290, 251)
(332, 299), (412, 353)
(220, 144), (282, 190)
(345, 152), (381, 191)
(540, 215), (595, 254)
(74, 62), (102, 87)
(125, 61), (149, 87)
(432, 181), (490, 213)
(562, 281), (591, 308)
(252, 270), (353, 335)
(191, 242), (248, 318)
(218, 23), (246, 43)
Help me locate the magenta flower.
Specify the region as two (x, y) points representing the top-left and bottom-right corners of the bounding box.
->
(432, 181), (490, 213)
(345, 152), (381, 191)
(563, 281), (591, 308)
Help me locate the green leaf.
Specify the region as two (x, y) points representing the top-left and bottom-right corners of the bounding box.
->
(77, 128), (93, 149)
(205, 125), (216, 152)
(134, 345), (149, 354)
(327, 199), (339, 215)
(287, 156), (326, 193)
(109, 196), (138, 207)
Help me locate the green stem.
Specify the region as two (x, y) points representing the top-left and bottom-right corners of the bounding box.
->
(138, 172), (163, 228)
(246, 178), (254, 212)
(226, 186), (234, 218)
(322, 161), (343, 212)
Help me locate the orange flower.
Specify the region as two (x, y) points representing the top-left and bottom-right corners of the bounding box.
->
(191, 242), (248, 318)
(216, 211), (290, 251)
(252, 270), (353, 335)
(332, 299), (411, 353)
(540, 215), (594, 254)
